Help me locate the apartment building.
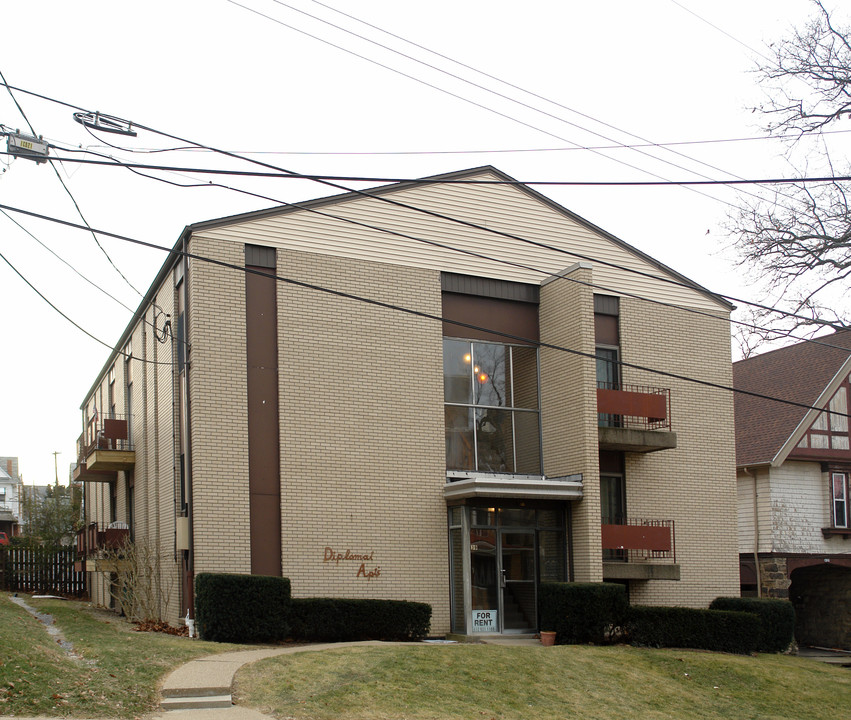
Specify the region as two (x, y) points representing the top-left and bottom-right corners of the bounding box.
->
(0, 457), (22, 537)
(73, 166), (739, 636)
(734, 330), (851, 650)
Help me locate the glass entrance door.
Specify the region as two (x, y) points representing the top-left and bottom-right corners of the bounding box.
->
(469, 527), (536, 633)
(450, 504), (566, 635)
(500, 530), (536, 632)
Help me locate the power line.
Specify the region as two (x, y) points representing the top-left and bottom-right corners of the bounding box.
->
(14, 152), (851, 187)
(47, 144), (850, 352)
(6, 198), (845, 419)
(244, 0), (819, 215)
(297, 0), (798, 204)
(0, 207), (187, 354)
(0, 80), (844, 332)
(89, 127), (848, 157)
(225, 0), (743, 209)
(0, 69), (143, 299)
(0, 247), (169, 366)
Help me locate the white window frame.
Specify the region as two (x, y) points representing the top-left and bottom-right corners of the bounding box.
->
(832, 472), (849, 529)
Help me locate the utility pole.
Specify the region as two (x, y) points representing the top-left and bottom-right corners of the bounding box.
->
(53, 451), (60, 487)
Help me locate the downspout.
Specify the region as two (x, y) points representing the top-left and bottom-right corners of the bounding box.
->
(182, 238), (195, 617)
(743, 466), (761, 597)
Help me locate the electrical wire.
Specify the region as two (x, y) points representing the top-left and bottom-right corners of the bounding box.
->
(0, 247), (170, 365)
(0, 207), (187, 355)
(14, 152), (851, 187)
(294, 0), (798, 207)
(0, 69), (143, 299)
(0, 197), (847, 419)
(91, 126), (848, 157)
(1, 80), (845, 333)
(225, 0), (745, 210)
(46, 143), (850, 352)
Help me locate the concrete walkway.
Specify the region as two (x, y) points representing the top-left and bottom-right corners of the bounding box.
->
(150, 641), (411, 719)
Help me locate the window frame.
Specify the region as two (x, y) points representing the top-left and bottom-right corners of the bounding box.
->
(443, 338), (542, 475)
(831, 471), (849, 529)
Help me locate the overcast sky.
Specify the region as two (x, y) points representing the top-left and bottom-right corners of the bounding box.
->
(1, 0), (846, 486)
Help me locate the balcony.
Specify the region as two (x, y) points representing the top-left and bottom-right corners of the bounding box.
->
(601, 517), (680, 580)
(78, 414), (135, 473)
(597, 383), (677, 453)
(75, 522), (130, 572)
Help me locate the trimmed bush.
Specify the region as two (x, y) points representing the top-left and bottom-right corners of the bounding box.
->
(538, 582), (628, 644)
(195, 573), (291, 643)
(627, 605), (761, 655)
(289, 598), (431, 642)
(709, 596), (795, 653)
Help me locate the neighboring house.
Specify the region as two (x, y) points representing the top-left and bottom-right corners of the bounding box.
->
(734, 329), (851, 650)
(0, 457), (23, 536)
(73, 166), (739, 636)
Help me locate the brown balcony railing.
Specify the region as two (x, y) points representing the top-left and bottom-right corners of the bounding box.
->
(76, 522), (130, 559)
(601, 517), (675, 562)
(597, 383), (671, 431)
(81, 413), (133, 458)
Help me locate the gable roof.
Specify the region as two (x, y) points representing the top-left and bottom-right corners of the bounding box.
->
(83, 165), (732, 404)
(733, 329), (851, 467)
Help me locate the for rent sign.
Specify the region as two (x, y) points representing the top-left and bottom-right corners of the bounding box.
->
(471, 610), (498, 633)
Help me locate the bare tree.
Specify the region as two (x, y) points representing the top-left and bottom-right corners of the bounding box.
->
(729, 0), (851, 346)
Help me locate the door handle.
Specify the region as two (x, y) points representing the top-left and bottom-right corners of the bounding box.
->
(500, 568), (506, 588)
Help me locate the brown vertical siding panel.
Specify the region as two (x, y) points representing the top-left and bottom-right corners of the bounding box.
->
(246, 260), (282, 576)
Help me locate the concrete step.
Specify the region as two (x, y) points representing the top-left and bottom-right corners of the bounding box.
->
(162, 686), (231, 698)
(160, 694), (233, 710)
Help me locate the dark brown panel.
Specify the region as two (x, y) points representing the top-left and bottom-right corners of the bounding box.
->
(246, 259), (282, 576)
(442, 293), (538, 344)
(249, 494), (282, 576)
(595, 314), (619, 346)
(599, 451), (624, 474)
(442, 272), (539, 303)
(593, 294), (619, 316)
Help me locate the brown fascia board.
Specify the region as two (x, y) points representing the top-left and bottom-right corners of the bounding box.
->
(81, 165), (732, 407)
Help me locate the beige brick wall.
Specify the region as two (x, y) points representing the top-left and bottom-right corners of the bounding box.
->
(619, 297), (739, 606)
(187, 236), (252, 578)
(268, 247), (449, 633)
(82, 272), (182, 620)
(539, 264), (602, 582)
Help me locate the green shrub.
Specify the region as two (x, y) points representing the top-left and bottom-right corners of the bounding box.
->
(627, 605), (760, 655)
(538, 582), (628, 644)
(289, 598), (431, 642)
(195, 573), (291, 643)
(709, 597), (795, 653)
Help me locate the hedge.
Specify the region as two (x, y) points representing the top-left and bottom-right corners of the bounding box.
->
(195, 573), (291, 643)
(709, 597), (795, 653)
(538, 582), (629, 644)
(289, 598), (431, 642)
(627, 605), (761, 655)
(194, 573), (431, 643)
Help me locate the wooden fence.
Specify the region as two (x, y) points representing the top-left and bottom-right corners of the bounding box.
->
(0, 545), (86, 597)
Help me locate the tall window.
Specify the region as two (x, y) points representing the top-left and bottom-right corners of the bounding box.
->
(444, 339), (541, 474)
(832, 472), (849, 528)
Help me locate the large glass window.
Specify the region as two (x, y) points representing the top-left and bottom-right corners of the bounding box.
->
(444, 339), (541, 474)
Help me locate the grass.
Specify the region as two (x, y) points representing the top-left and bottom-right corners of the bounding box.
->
(0, 592), (244, 717)
(2, 592), (849, 719)
(236, 643), (851, 720)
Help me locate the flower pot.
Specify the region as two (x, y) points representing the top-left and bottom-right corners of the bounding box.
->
(540, 631), (557, 646)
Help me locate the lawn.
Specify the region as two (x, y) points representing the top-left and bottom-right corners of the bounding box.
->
(236, 642), (851, 720)
(0, 593), (242, 717)
(2, 592), (849, 720)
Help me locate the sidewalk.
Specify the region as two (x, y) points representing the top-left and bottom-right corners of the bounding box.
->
(150, 641), (404, 719)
